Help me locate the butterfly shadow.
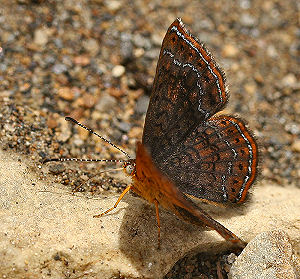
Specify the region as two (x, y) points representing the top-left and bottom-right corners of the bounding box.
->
(118, 193), (251, 272)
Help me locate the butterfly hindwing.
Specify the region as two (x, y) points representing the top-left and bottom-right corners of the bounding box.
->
(154, 116), (258, 204)
(134, 143), (243, 244)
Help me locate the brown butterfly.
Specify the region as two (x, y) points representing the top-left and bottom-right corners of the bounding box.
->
(46, 19), (258, 248)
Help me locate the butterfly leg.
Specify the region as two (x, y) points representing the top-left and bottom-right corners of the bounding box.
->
(154, 199), (161, 249)
(173, 203), (247, 248)
(93, 185), (132, 218)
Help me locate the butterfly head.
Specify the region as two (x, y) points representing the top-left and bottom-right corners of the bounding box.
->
(123, 159), (136, 176)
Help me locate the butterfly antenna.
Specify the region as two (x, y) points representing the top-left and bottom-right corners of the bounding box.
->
(43, 158), (127, 164)
(65, 116), (131, 159)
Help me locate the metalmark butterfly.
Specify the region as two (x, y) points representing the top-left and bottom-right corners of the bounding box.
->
(46, 18), (258, 248)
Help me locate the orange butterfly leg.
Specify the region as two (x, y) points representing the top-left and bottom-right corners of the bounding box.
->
(154, 199), (161, 249)
(93, 185), (132, 218)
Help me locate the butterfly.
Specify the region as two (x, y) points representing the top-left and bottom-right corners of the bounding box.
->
(94, 18), (258, 248)
(46, 18), (258, 248)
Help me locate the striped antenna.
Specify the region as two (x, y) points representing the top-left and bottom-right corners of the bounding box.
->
(44, 116), (131, 164)
(43, 158), (127, 164)
(65, 117), (131, 159)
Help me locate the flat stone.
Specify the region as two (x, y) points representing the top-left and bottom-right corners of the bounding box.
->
(0, 149), (299, 278)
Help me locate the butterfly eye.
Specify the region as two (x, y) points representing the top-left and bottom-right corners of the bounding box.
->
(125, 164), (135, 175)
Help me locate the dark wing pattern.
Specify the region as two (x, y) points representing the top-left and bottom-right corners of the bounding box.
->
(156, 116), (258, 204)
(142, 19), (258, 204)
(142, 18), (228, 161)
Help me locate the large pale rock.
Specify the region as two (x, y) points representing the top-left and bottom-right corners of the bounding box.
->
(229, 230), (300, 279)
(0, 149), (299, 278)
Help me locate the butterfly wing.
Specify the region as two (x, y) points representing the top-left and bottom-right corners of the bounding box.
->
(156, 116), (258, 204)
(142, 18), (228, 161)
(142, 19), (258, 204)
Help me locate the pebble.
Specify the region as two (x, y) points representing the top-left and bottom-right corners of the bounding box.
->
(281, 73), (297, 88)
(222, 44), (239, 58)
(73, 135), (84, 146)
(0, 47), (4, 59)
(47, 118), (58, 129)
(48, 163), (65, 174)
(34, 28), (48, 46)
(244, 82), (256, 95)
(82, 38), (100, 56)
(80, 94), (97, 109)
(135, 95), (149, 114)
(56, 119), (72, 142)
(57, 87), (75, 101)
(73, 56), (90, 66)
(78, 127), (89, 141)
(112, 65), (125, 78)
(117, 121), (131, 133)
(128, 126), (142, 139)
(291, 140), (300, 153)
(120, 33), (133, 61)
(52, 64), (68, 74)
(133, 33), (151, 49)
(240, 13), (257, 27)
(105, 0), (122, 11)
(95, 94), (117, 113)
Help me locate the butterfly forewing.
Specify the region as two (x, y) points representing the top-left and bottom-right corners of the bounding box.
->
(142, 19), (228, 161)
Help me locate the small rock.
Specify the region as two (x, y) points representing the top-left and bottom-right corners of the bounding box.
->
(134, 48), (145, 58)
(133, 33), (151, 49)
(53, 38), (63, 48)
(105, 0), (122, 11)
(112, 65), (125, 78)
(244, 82), (257, 96)
(151, 33), (163, 46)
(19, 82), (31, 93)
(267, 45), (278, 58)
(135, 95), (149, 114)
(34, 28), (48, 46)
(82, 38), (99, 56)
(229, 230), (299, 279)
(57, 87), (75, 101)
(291, 140), (300, 153)
(48, 163), (65, 174)
(222, 44), (239, 58)
(73, 55), (90, 66)
(78, 127), (89, 141)
(52, 64), (68, 74)
(120, 33), (133, 62)
(81, 94), (97, 108)
(73, 135), (84, 146)
(108, 87), (124, 98)
(47, 118), (58, 129)
(281, 73), (297, 88)
(0, 47), (4, 59)
(240, 13), (257, 27)
(57, 118), (72, 142)
(117, 121), (131, 133)
(95, 94), (117, 113)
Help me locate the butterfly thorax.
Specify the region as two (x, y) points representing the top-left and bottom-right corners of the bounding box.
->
(122, 154), (173, 207)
